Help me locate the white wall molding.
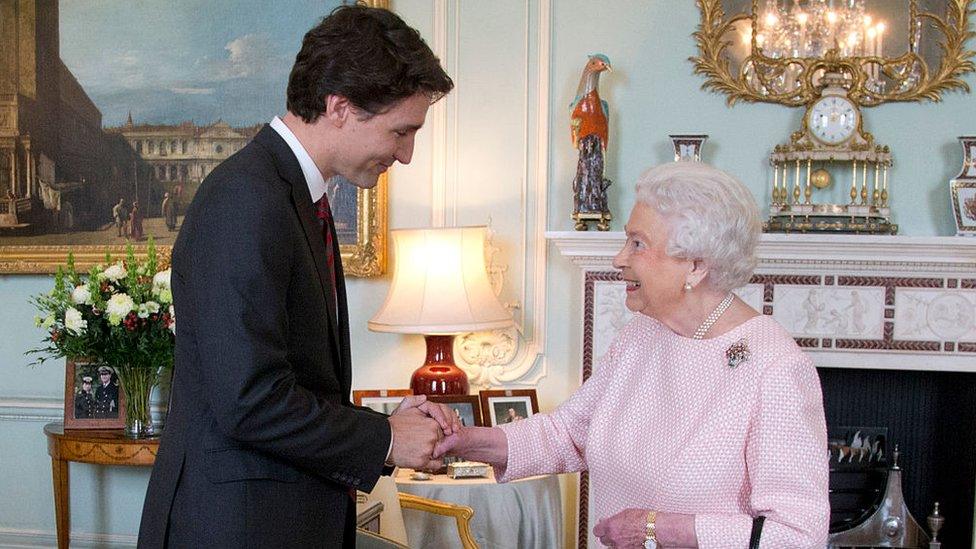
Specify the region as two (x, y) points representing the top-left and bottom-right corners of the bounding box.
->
(0, 396), (167, 422)
(549, 231), (976, 372)
(0, 527), (136, 548)
(0, 397), (63, 422)
(453, 0), (551, 389)
(429, 0), (450, 227)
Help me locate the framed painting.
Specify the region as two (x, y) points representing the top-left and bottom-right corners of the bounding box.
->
(64, 358), (126, 430)
(427, 395), (484, 428)
(478, 389), (539, 426)
(352, 389), (413, 415)
(0, 0), (387, 276)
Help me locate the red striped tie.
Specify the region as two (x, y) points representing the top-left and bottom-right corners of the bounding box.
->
(315, 194), (337, 290)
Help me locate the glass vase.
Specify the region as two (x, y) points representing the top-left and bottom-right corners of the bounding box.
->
(115, 364), (160, 438)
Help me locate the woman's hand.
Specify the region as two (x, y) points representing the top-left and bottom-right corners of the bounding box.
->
(593, 508), (649, 548)
(431, 425), (509, 466)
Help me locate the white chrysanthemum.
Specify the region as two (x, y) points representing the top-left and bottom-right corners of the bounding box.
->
(137, 301), (161, 319)
(169, 304), (177, 335)
(152, 269), (173, 303)
(64, 308), (88, 334)
(152, 269), (171, 289)
(101, 263), (126, 282)
(71, 285), (92, 305)
(106, 293), (135, 325)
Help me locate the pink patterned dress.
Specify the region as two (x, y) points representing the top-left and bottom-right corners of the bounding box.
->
(497, 314), (829, 548)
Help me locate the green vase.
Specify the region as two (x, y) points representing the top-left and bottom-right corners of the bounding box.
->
(115, 364), (160, 438)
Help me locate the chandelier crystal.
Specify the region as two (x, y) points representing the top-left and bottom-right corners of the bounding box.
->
(755, 0), (887, 59)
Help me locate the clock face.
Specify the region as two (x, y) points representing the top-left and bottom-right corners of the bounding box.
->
(808, 96), (859, 145)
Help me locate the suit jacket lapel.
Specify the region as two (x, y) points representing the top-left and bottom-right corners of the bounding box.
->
(253, 126), (343, 366)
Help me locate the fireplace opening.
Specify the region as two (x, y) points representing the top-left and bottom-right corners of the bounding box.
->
(818, 368), (976, 547)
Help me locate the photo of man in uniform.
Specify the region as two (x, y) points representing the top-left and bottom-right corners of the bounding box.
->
(94, 366), (119, 419)
(74, 375), (96, 419)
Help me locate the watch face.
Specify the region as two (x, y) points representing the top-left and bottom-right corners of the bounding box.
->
(809, 96), (858, 145)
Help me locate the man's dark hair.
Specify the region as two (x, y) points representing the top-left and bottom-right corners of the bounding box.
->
(287, 5), (454, 122)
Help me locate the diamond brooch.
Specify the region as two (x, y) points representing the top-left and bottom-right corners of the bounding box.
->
(726, 338), (750, 369)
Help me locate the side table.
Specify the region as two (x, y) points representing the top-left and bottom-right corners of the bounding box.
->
(43, 422), (382, 547)
(44, 423), (158, 549)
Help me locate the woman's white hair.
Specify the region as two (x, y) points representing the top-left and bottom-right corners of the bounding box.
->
(634, 161), (761, 292)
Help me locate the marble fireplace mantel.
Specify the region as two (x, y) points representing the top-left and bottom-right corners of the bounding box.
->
(547, 232), (976, 373)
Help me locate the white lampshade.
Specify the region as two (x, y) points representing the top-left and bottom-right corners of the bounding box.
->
(368, 226), (513, 335)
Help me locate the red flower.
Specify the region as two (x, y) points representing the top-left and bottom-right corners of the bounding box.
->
(123, 312), (140, 331)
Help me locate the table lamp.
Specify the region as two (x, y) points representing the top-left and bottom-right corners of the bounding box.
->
(368, 226), (513, 395)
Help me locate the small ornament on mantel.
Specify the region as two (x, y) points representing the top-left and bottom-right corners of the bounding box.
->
(570, 53), (613, 231)
(669, 134), (708, 162)
(950, 135), (976, 236)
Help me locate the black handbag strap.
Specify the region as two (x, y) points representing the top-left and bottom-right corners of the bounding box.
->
(748, 516), (765, 549)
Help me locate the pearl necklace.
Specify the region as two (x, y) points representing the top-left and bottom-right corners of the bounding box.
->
(692, 292), (734, 340)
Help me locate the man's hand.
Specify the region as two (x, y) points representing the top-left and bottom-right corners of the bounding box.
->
(387, 411), (444, 471)
(392, 395), (461, 436)
(386, 395), (465, 470)
(593, 508), (649, 548)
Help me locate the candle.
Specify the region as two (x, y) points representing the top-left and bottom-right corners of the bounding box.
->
(876, 22), (885, 57)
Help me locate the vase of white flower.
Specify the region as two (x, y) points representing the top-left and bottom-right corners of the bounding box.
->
(28, 240), (176, 438)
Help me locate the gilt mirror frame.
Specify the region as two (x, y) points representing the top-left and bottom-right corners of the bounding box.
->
(691, 0), (976, 107)
(0, 0), (388, 276)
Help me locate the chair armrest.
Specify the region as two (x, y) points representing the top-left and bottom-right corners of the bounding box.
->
(397, 492), (479, 549)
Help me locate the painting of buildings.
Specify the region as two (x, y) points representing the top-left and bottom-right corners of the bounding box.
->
(0, 0), (369, 267)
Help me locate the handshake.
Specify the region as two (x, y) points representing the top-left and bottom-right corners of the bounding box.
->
(385, 395), (464, 471)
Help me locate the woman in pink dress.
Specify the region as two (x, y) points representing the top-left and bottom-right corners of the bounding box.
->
(436, 161), (829, 548)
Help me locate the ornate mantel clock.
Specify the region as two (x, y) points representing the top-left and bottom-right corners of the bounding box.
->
(765, 72), (896, 234)
(691, 0), (976, 235)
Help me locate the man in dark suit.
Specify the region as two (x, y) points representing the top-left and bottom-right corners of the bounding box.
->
(138, 6), (455, 548)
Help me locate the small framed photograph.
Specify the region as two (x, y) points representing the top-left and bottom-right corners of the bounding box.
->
(950, 180), (976, 235)
(427, 395), (484, 427)
(63, 359), (125, 430)
(478, 389), (539, 427)
(352, 389), (413, 415)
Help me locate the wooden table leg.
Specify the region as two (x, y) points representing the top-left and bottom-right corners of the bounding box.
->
(51, 457), (69, 549)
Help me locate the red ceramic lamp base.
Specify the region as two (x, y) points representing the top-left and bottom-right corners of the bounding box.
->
(410, 334), (469, 396)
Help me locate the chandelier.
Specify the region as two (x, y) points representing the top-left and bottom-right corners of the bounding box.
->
(754, 0), (887, 59)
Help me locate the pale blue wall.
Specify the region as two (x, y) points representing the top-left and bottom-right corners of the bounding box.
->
(545, 1), (976, 236)
(1, 1), (975, 546)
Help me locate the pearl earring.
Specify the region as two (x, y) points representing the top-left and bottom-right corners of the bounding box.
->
(683, 282), (693, 291)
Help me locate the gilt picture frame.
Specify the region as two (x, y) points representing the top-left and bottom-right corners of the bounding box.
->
(0, 0), (387, 276)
